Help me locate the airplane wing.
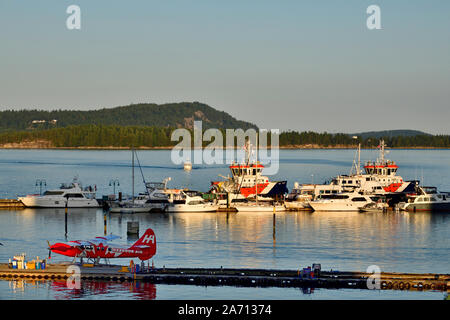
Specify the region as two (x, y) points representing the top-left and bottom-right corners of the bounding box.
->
(70, 240), (92, 247)
(88, 234), (121, 245)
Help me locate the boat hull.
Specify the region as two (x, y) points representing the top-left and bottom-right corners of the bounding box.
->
(284, 201), (311, 210)
(166, 204), (218, 213)
(401, 202), (450, 212)
(233, 205), (285, 212)
(18, 197), (100, 208)
(109, 206), (150, 213)
(309, 202), (365, 212)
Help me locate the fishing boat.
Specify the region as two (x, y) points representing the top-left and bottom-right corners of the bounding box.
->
(18, 177), (100, 208)
(397, 186), (450, 212)
(165, 189), (218, 212)
(309, 192), (375, 212)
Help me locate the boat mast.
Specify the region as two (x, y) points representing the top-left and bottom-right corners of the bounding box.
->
(132, 146), (135, 204)
(256, 132), (258, 205)
(357, 143), (361, 175)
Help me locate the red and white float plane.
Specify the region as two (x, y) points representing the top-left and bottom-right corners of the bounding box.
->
(48, 228), (156, 264)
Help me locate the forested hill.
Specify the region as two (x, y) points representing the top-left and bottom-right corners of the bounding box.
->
(350, 130), (431, 140)
(0, 102), (257, 132)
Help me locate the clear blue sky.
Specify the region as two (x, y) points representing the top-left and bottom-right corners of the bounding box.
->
(0, 1), (449, 134)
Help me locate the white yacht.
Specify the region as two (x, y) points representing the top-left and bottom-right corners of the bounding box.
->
(142, 178), (172, 212)
(309, 192), (375, 212)
(18, 177), (100, 208)
(397, 186), (450, 212)
(295, 140), (414, 200)
(165, 189), (218, 213)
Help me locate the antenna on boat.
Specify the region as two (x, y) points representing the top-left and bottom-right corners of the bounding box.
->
(256, 132), (258, 206)
(351, 136), (361, 175)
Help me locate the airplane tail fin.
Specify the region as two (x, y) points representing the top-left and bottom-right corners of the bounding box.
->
(130, 228), (157, 260)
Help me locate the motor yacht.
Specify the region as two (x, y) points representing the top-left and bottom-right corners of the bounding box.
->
(165, 189), (218, 212)
(309, 192), (375, 212)
(18, 177), (100, 208)
(397, 186), (450, 212)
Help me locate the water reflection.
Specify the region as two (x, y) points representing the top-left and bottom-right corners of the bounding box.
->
(6, 279), (156, 300)
(1, 208), (449, 285)
(50, 280), (156, 300)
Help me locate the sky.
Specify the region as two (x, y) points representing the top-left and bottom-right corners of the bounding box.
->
(0, 0), (449, 134)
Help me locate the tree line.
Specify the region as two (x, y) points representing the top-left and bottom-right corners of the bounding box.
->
(0, 125), (449, 148)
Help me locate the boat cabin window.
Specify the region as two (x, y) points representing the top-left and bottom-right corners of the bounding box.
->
(187, 200), (204, 205)
(65, 193), (85, 198)
(43, 191), (64, 196)
(352, 197), (368, 202)
(319, 194), (349, 199)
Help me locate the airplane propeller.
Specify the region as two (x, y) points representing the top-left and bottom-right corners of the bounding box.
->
(46, 240), (52, 259)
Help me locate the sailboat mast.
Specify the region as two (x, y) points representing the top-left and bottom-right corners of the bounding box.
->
(132, 147), (135, 203)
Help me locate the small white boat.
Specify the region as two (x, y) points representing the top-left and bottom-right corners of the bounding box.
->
(360, 199), (389, 212)
(18, 177), (99, 208)
(183, 160), (192, 171)
(165, 189), (218, 212)
(284, 182), (313, 210)
(309, 192), (375, 212)
(109, 202), (150, 213)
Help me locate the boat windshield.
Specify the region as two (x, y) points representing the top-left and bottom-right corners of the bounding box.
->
(318, 194), (349, 200)
(146, 182), (165, 191)
(422, 187), (437, 194)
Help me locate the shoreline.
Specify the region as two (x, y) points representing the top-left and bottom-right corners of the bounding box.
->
(0, 145), (449, 150)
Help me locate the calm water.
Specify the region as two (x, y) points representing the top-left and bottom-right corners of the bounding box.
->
(0, 149), (449, 300)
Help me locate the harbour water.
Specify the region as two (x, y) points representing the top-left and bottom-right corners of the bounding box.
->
(0, 149), (449, 300)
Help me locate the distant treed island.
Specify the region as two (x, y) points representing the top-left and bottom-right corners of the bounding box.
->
(0, 102), (449, 148)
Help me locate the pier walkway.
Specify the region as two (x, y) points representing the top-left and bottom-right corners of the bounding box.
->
(0, 263), (448, 292)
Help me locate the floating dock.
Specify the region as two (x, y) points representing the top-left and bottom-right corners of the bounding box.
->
(0, 199), (24, 209)
(0, 263), (448, 292)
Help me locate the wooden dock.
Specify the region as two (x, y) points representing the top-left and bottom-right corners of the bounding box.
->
(0, 199), (24, 209)
(0, 263), (448, 292)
